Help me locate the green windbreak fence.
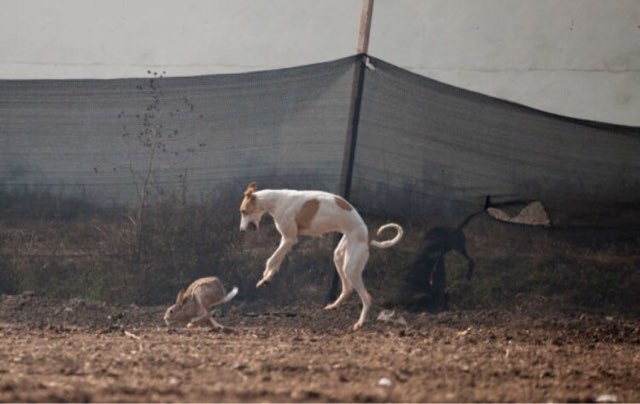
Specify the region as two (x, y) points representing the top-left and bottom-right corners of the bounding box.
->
(353, 57), (640, 226)
(2, 55), (638, 226)
(1, 55), (639, 308)
(0, 57), (356, 206)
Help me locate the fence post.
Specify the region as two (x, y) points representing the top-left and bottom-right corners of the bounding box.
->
(338, 57), (367, 202)
(328, 0), (375, 303)
(357, 0), (375, 55)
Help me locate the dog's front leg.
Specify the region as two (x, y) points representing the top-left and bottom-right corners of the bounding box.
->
(257, 235), (298, 288)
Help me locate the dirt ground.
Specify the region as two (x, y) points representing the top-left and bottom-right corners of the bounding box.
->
(0, 292), (638, 403)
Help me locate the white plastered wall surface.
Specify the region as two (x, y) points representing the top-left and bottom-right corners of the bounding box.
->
(370, 0), (640, 126)
(0, 0), (638, 125)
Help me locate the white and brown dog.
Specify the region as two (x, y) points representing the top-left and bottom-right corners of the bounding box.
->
(239, 182), (403, 330)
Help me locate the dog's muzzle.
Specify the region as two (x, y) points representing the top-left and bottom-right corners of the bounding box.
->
(239, 220), (259, 232)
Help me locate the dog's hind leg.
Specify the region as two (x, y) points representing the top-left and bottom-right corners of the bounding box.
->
(429, 254), (448, 310)
(344, 241), (371, 331)
(454, 243), (475, 281)
(324, 235), (353, 310)
(463, 252), (475, 281)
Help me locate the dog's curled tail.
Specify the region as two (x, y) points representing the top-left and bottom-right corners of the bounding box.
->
(220, 286), (239, 304)
(370, 223), (404, 249)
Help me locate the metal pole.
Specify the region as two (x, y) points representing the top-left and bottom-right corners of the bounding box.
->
(328, 0), (375, 303)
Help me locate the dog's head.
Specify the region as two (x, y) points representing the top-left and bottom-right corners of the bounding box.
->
(239, 181), (264, 231)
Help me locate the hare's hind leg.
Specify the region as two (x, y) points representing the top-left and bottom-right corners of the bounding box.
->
(191, 295), (225, 329)
(206, 315), (225, 329)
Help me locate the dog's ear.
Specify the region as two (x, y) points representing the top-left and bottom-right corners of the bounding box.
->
(244, 181), (257, 197)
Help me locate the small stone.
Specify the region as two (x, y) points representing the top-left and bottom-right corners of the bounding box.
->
(596, 394), (618, 403)
(377, 377), (393, 387)
(377, 310), (395, 322)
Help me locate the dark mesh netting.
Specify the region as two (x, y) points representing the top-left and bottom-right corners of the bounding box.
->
(2, 55), (638, 223)
(0, 57), (356, 204)
(352, 57), (640, 227)
(0, 55), (638, 311)
(348, 57), (639, 311)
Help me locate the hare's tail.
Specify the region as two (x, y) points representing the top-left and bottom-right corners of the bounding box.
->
(221, 286), (238, 304)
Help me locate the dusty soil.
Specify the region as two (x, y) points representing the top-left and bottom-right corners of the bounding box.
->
(0, 292), (638, 403)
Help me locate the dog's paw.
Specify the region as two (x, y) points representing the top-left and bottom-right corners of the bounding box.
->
(352, 321), (364, 331)
(256, 279), (270, 288)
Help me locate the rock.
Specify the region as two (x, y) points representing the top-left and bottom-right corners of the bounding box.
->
(377, 377), (393, 387)
(596, 394), (618, 403)
(377, 310), (408, 326)
(377, 310), (395, 322)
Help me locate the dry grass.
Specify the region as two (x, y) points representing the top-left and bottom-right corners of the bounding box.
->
(0, 190), (638, 317)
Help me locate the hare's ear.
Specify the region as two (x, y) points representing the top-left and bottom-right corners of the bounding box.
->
(176, 288), (187, 305)
(244, 181), (257, 197)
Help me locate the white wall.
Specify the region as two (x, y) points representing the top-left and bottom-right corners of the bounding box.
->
(0, 0), (361, 77)
(0, 0), (638, 125)
(370, 0), (640, 125)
